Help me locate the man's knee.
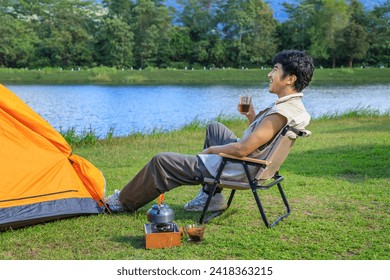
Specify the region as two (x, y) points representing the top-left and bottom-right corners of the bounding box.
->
(206, 121), (223, 136)
(207, 121), (220, 130)
(151, 152), (171, 165)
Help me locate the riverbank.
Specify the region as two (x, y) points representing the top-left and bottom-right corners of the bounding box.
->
(1, 67), (389, 85)
(1, 114), (389, 260)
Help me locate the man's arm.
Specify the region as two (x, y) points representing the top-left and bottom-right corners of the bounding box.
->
(202, 113), (287, 157)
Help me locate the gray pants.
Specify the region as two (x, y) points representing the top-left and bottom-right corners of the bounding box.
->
(119, 121), (238, 212)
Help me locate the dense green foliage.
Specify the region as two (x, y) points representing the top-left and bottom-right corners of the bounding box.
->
(0, 113), (389, 259)
(0, 0), (388, 70)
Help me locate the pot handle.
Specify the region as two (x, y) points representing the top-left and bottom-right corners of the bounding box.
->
(158, 193), (165, 207)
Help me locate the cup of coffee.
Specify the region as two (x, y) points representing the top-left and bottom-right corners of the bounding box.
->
(185, 224), (205, 242)
(238, 95), (252, 114)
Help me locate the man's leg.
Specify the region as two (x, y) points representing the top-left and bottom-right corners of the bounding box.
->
(203, 121), (238, 149)
(203, 121), (238, 194)
(184, 122), (238, 211)
(105, 152), (209, 212)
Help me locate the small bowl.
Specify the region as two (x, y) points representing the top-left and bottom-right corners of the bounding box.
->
(185, 224), (205, 242)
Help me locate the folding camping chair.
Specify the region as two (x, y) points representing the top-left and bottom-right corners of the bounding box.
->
(198, 125), (310, 228)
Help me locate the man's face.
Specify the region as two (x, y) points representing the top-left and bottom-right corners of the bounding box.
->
(267, 63), (287, 94)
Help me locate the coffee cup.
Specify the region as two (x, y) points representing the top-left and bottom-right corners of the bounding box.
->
(238, 95), (252, 114)
(185, 224), (205, 242)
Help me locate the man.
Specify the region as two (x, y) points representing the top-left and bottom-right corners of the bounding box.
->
(104, 50), (314, 213)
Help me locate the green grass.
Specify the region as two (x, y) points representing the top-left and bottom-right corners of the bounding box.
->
(60, 126), (98, 146)
(0, 113), (389, 260)
(0, 67), (389, 85)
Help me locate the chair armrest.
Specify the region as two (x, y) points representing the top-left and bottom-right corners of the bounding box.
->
(218, 153), (270, 165)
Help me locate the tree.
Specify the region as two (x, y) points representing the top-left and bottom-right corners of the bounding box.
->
(348, 0), (366, 24)
(277, 2), (314, 51)
(168, 26), (193, 66)
(245, 0), (277, 66)
(217, 0), (277, 67)
(309, 0), (350, 68)
(131, 0), (173, 68)
(365, 1), (390, 66)
(208, 33), (226, 67)
(0, 0), (387, 69)
(29, 0), (96, 67)
(102, 0), (133, 18)
(0, 14), (38, 67)
(152, 2), (175, 68)
(340, 21), (369, 67)
(94, 17), (134, 68)
(337, 0), (369, 67)
(176, 0), (216, 66)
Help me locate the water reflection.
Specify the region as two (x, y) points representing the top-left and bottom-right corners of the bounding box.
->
(6, 84), (390, 137)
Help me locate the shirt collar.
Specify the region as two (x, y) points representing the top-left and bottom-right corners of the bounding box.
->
(275, 93), (303, 104)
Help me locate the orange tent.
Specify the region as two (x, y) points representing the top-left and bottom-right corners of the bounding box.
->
(0, 84), (105, 230)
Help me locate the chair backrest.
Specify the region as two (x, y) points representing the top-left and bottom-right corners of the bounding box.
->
(255, 126), (310, 182)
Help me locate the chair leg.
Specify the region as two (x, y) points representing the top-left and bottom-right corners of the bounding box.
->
(226, 189), (235, 208)
(199, 160), (227, 224)
(251, 188), (270, 228)
(270, 182), (291, 227)
(199, 181), (218, 224)
(251, 180), (291, 228)
(199, 186), (235, 224)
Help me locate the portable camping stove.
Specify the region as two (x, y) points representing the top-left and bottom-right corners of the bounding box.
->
(144, 194), (181, 249)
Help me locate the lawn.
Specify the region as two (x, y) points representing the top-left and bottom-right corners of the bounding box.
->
(1, 67), (389, 85)
(0, 113), (389, 260)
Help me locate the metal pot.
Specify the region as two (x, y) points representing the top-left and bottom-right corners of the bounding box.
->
(146, 204), (174, 224)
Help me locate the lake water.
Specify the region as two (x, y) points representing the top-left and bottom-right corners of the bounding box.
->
(5, 84), (390, 138)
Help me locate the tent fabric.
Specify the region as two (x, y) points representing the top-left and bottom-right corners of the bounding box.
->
(0, 84), (105, 230)
(0, 198), (102, 230)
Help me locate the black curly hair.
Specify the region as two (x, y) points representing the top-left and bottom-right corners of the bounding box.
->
(273, 50), (315, 92)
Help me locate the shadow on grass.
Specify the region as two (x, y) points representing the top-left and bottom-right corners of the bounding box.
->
(171, 206), (239, 224)
(286, 144), (390, 180)
(112, 235), (145, 249)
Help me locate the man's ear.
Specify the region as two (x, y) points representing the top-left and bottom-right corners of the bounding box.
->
(286, 74), (297, 85)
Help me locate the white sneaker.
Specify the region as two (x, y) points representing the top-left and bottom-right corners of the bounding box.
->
(184, 189), (227, 212)
(103, 189), (124, 212)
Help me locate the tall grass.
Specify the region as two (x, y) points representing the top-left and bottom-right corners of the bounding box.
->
(60, 126), (98, 146)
